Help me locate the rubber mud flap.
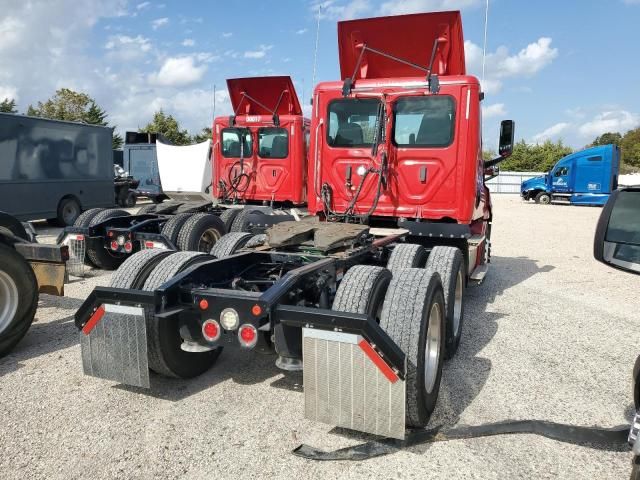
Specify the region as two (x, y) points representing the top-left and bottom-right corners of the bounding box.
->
(292, 420), (630, 461)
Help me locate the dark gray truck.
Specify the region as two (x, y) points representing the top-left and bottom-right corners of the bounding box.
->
(0, 113), (114, 226)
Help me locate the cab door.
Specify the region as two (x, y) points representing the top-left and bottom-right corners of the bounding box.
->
(551, 164), (571, 193)
(255, 125), (291, 202)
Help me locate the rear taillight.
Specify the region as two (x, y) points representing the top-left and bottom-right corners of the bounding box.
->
(124, 241), (133, 253)
(110, 240), (119, 250)
(202, 319), (221, 342)
(144, 241), (154, 249)
(238, 324), (258, 348)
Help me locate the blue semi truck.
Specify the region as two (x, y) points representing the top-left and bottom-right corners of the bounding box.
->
(520, 144), (620, 206)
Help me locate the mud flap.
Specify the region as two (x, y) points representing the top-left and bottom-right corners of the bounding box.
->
(80, 304), (150, 388)
(303, 328), (406, 440)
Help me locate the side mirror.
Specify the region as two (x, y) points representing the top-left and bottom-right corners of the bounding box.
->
(485, 120), (516, 169)
(498, 120), (515, 158)
(594, 187), (640, 275)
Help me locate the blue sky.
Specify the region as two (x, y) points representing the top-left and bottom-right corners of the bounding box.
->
(1, 0), (639, 149)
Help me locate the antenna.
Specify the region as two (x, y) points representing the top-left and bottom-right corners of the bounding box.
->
(311, 4), (321, 96)
(212, 84), (216, 124)
(481, 0), (489, 86)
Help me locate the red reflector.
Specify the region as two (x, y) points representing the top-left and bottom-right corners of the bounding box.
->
(82, 305), (105, 335)
(110, 241), (119, 250)
(145, 241), (154, 248)
(251, 304), (262, 316)
(124, 241), (133, 253)
(76, 235), (85, 241)
(202, 320), (220, 342)
(358, 339), (399, 383)
(107, 231), (114, 237)
(238, 324), (258, 348)
(199, 299), (209, 310)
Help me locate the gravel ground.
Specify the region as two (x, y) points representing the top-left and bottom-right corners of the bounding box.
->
(1, 196), (639, 479)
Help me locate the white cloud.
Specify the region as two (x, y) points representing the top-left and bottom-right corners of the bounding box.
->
(312, 0), (371, 20)
(380, 0), (479, 15)
(296, 28), (308, 34)
(0, 17), (24, 52)
(151, 17), (169, 30)
(244, 44), (273, 59)
(136, 1), (150, 9)
(222, 32), (233, 38)
(482, 103), (506, 119)
(182, 38), (195, 47)
(578, 111), (640, 137)
(466, 37), (558, 94)
(532, 122), (571, 143)
(0, 85), (18, 102)
(104, 35), (152, 61)
(148, 56), (207, 87)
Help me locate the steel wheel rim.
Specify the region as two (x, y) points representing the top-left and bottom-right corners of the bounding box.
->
(452, 270), (463, 337)
(62, 202), (79, 224)
(0, 270), (19, 335)
(424, 301), (442, 394)
(198, 228), (222, 252)
(540, 195), (550, 204)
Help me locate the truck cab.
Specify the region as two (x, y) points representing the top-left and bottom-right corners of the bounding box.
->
(521, 144), (620, 205)
(211, 76), (309, 206)
(308, 11), (513, 279)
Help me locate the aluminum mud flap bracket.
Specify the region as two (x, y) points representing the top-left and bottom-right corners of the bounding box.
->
(80, 304), (150, 388)
(303, 328), (406, 440)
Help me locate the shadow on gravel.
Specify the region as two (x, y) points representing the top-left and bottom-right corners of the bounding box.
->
(114, 347), (301, 401)
(317, 255), (556, 455)
(0, 294), (84, 378)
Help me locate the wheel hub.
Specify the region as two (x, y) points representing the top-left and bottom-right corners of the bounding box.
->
(424, 301), (442, 394)
(198, 228), (222, 252)
(0, 270), (19, 335)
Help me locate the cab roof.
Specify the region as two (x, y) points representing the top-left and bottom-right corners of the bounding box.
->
(338, 11), (465, 80)
(226, 76), (302, 116)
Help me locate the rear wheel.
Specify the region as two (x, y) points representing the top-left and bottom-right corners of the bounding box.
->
(230, 208), (261, 233)
(56, 197), (81, 226)
(219, 208), (241, 232)
(73, 208), (103, 228)
(176, 213), (225, 252)
(332, 265), (391, 319)
(535, 192), (551, 205)
(160, 213), (192, 247)
(426, 246), (465, 358)
(109, 249), (174, 289)
(386, 243), (427, 273)
(137, 204), (157, 215)
(0, 243), (39, 357)
(143, 252), (220, 378)
(379, 268), (445, 428)
(86, 209), (130, 270)
(210, 232), (253, 258)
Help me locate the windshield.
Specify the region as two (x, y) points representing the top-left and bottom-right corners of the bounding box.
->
(221, 129), (252, 158)
(393, 96), (455, 147)
(327, 99), (381, 147)
(258, 127), (288, 158)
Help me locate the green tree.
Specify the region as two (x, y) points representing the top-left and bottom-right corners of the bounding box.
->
(141, 110), (191, 146)
(621, 127), (640, 169)
(0, 98), (18, 113)
(590, 132), (622, 148)
(192, 127), (212, 143)
(28, 88), (123, 149)
(501, 139), (573, 172)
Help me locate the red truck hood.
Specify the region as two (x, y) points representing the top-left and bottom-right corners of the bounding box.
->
(338, 11), (465, 80)
(227, 76), (302, 116)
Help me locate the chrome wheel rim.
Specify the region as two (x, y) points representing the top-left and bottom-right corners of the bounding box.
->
(540, 195), (550, 205)
(198, 228), (222, 252)
(424, 301), (442, 394)
(452, 270), (463, 337)
(0, 270), (19, 335)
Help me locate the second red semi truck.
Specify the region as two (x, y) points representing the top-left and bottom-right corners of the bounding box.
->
(73, 11), (514, 440)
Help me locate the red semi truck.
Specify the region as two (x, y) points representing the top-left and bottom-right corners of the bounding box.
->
(74, 11), (514, 440)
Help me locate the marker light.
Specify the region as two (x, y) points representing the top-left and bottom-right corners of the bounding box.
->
(199, 299), (209, 310)
(202, 319), (221, 342)
(238, 324), (258, 348)
(220, 308), (240, 331)
(251, 304), (263, 316)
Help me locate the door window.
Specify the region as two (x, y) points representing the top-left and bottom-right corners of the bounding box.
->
(554, 167), (569, 177)
(258, 127), (288, 159)
(327, 99), (382, 147)
(393, 96), (455, 147)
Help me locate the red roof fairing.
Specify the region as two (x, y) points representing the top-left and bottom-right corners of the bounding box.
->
(226, 76), (302, 116)
(337, 11), (466, 80)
